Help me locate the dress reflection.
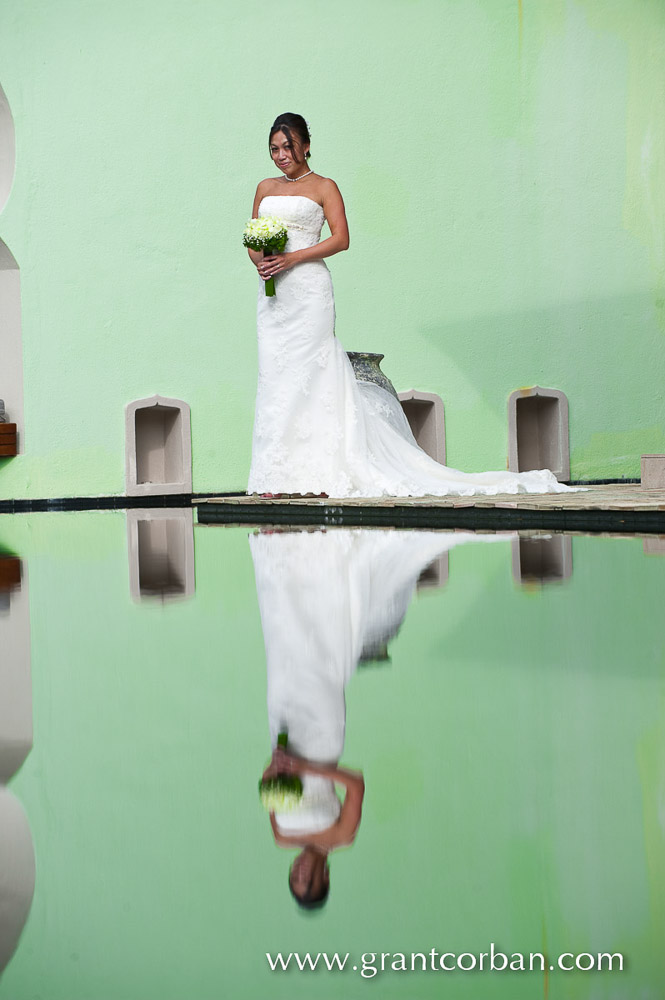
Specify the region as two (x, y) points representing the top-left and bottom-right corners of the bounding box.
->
(250, 526), (510, 908)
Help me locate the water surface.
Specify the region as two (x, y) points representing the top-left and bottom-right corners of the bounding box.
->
(0, 512), (663, 998)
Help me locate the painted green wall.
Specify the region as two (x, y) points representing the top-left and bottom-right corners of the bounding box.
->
(1, 0), (664, 499)
(0, 514), (663, 997)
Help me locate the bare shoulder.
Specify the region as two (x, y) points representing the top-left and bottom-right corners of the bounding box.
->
(252, 177), (279, 216)
(256, 177), (276, 195)
(319, 178), (346, 220)
(317, 177), (348, 240)
(318, 176), (343, 199)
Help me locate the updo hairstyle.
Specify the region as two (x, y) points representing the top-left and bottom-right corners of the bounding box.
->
(269, 113), (311, 161)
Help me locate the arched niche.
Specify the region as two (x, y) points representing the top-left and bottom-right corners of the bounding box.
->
(0, 240), (22, 456)
(398, 390), (446, 464)
(0, 83), (16, 214)
(125, 395), (192, 496)
(508, 386), (570, 481)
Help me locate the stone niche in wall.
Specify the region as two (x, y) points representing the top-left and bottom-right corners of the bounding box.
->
(398, 390), (446, 464)
(508, 386), (570, 482)
(0, 242), (22, 457)
(0, 83), (16, 212)
(0, 86), (22, 458)
(125, 395), (192, 496)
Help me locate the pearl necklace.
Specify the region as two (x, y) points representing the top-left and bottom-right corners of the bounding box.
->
(284, 169), (313, 182)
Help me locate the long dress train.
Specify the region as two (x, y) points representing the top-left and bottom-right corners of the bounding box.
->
(248, 195), (579, 499)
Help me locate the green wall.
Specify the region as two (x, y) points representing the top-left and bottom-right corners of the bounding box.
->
(1, 0), (664, 499)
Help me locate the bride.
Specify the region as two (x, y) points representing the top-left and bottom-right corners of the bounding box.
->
(247, 113), (577, 500)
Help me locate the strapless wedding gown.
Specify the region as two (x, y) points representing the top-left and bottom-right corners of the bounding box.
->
(247, 195), (577, 498)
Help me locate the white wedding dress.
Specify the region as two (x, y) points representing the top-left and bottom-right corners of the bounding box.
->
(248, 195), (577, 498)
(250, 526), (514, 836)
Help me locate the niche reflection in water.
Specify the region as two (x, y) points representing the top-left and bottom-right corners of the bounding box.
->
(250, 526), (512, 909)
(511, 533), (573, 586)
(126, 508), (195, 602)
(643, 535), (665, 556)
(0, 553), (35, 975)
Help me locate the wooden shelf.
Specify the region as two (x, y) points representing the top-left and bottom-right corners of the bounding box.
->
(0, 556), (21, 590)
(0, 422), (17, 457)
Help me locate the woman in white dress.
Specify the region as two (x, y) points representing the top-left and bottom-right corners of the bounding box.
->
(252, 524), (514, 907)
(247, 113), (577, 500)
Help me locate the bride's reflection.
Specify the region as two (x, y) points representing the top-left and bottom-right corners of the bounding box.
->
(250, 525), (512, 908)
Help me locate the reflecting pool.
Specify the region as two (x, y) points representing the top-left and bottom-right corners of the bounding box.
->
(0, 511), (663, 998)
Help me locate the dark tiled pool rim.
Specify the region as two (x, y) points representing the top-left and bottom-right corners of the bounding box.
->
(3, 481), (665, 533)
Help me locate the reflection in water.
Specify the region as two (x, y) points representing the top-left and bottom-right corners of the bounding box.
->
(0, 555), (35, 975)
(126, 508), (195, 602)
(0, 789), (34, 976)
(250, 527), (512, 908)
(0, 556), (32, 781)
(643, 535), (665, 556)
(1, 517), (664, 997)
(0, 557), (20, 602)
(416, 551), (448, 592)
(511, 533), (573, 585)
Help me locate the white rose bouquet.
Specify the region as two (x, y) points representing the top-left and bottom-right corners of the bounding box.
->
(258, 732), (303, 812)
(243, 216), (289, 297)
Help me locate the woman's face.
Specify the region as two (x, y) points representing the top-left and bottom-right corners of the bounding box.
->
(290, 848), (329, 898)
(270, 130), (309, 176)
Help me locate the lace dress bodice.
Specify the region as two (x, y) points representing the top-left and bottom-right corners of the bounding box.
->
(259, 195), (325, 252)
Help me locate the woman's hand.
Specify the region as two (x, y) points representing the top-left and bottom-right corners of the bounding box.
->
(269, 746), (347, 780)
(262, 748), (300, 780)
(258, 251), (300, 282)
(269, 745), (305, 774)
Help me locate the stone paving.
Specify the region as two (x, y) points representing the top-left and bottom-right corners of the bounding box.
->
(195, 484), (665, 533)
(198, 483), (665, 512)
